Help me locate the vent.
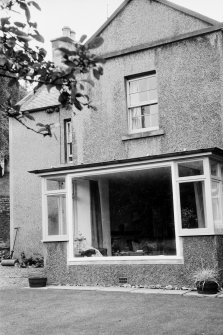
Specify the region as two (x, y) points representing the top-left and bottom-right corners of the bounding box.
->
(119, 277), (128, 284)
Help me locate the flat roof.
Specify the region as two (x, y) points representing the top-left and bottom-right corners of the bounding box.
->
(29, 147), (223, 175)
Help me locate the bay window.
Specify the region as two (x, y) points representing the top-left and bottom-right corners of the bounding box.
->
(40, 151), (223, 261)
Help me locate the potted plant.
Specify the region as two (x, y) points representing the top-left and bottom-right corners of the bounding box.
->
(193, 267), (220, 294)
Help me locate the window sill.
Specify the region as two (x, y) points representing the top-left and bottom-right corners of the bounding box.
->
(122, 129), (164, 141)
(41, 236), (69, 243)
(67, 256), (184, 265)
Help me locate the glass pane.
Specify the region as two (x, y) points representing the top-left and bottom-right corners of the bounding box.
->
(129, 80), (138, 94)
(130, 107), (142, 130)
(211, 181), (221, 222)
(180, 181), (206, 229)
(148, 76), (157, 90)
(148, 89), (158, 101)
(47, 195), (66, 235)
(129, 92), (140, 106)
(221, 166), (223, 180)
(178, 161), (203, 177)
(109, 166), (176, 256)
(138, 77), (149, 91)
(47, 178), (65, 191)
(210, 160), (218, 177)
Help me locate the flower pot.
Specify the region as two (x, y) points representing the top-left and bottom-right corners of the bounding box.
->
(29, 277), (47, 288)
(196, 281), (219, 294)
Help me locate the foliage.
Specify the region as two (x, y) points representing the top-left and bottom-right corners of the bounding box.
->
(18, 251), (44, 267)
(193, 267), (219, 284)
(0, 76), (27, 160)
(0, 0), (105, 137)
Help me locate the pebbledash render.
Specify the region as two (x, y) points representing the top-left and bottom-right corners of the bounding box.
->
(10, 0), (223, 287)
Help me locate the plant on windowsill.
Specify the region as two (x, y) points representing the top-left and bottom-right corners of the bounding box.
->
(192, 267), (221, 295)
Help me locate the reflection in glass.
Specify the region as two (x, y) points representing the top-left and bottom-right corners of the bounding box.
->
(47, 195), (66, 235)
(178, 161), (203, 177)
(47, 178), (65, 191)
(180, 181), (206, 229)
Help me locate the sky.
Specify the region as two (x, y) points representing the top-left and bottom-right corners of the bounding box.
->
(30, 0), (223, 59)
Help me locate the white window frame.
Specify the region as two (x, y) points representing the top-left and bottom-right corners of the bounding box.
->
(42, 176), (69, 242)
(175, 158), (214, 236)
(40, 153), (223, 263)
(65, 119), (73, 163)
(66, 162), (183, 265)
(127, 74), (159, 134)
(209, 159), (223, 233)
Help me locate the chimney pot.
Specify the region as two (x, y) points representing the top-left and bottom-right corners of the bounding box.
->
(62, 26), (71, 37)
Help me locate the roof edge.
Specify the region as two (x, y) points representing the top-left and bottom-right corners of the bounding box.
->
(86, 0), (132, 45)
(156, 0), (220, 26)
(102, 24), (223, 60)
(29, 147), (223, 175)
(86, 0), (219, 46)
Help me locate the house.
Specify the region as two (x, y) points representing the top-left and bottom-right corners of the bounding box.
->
(10, 0), (223, 287)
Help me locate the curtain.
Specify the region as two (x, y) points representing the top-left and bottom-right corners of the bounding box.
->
(131, 107), (142, 130)
(90, 181), (103, 249)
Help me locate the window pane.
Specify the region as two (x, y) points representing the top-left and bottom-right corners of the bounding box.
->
(138, 78), (149, 91)
(47, 178), (65, 191)
(210, 161), (218, 177)
(47, 195), (66, 235)
(109, 166), (176, 256)
(148, 89), (158, 101)
(180, 181), (206, 229)
(143, 105), (159, 129)
(178, 161), (203, 177)
(129, 80), (138, 94)
(212, 181), (221, 223)
(130, 107), (142, 130)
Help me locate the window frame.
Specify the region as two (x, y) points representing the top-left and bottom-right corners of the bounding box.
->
(42, 176), (69, 242)
(40, 154), (223, 263)
(175, 158), (214, 236)
(64, 119), (73, 164)
(126, 73), (159, 134)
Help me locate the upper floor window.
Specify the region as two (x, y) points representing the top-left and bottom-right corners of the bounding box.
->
(64, 119), (73, 163)
(127, 73), (158, 133)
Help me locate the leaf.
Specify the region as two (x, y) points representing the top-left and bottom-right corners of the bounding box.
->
(87, 36), (104, 49)
(28, 21), (37, 29)
(57, 47), (77, 56)
(37, 127), (47, 133)
(8, 78), (18, 87)
(31, 33), (44, 43)
(93, 68), (100, 80)
(93, 56), (106, 64)
(74, 99), (83, 111)
(79, 34), (87, 43)
(36, 123), (45, 127)
(1, 17), (10, 27)
(28, 1), (41, 10)
(14, 21), (26, 28)
(17, 35), (31, 42)
(81, 79), (95, 87)
(23, 112), (35, 121)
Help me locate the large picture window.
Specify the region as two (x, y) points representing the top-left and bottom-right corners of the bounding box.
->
(72, 166), (176, 258)
(127, 74), (159, 133)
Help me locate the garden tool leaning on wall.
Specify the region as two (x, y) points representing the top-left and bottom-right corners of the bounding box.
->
(1, 227), (20, 266)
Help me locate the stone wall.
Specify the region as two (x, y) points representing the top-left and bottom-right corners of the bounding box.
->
(0, 196), (10, 247)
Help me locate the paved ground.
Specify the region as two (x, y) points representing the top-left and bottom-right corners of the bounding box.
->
(1, 286), (223, 335)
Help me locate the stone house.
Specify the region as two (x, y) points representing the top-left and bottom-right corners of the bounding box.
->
(10, 0), (223, 286)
